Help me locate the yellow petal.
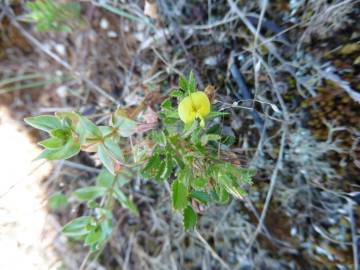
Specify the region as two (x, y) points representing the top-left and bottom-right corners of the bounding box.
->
(190, 91), (210, 118)
(178, 91), (210, 125)
(178, 96), (196, 124)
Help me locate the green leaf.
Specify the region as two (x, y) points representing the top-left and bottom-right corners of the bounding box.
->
(221, 135), (236, 146)
(62, 216), (92, 237)
(73, 186), (107, 201)
(49, 128), (70, 139)
(116, 172), (128, 187)
(151, 130), (167, 147)
(207, 111), (229, 119)
(179, 75), (188, 92)
(159, 152), (173, 181)
(48, 192), (68, 209)
(78, 115), (102, 139)
(113, 188), (139, 216)
(171, 180), (188, 210)
(84, 227), (101, 246)
(191, 177), (208, 189)
(187, 71), (196, 93)
(96, 168), (114, 188)
(224, 185), (247, 199)
(55, 111), (79, 127)
(191, 191), (209, 205)
(97, 211), (112, 247)
(112, 113), (137, 137)
(161, 98), (172, 110)
(176, 168), (191, 186)
(154, 161), (165, 182)
(99, 126), (114, 137)
(214, 185), (229, 204)
(98, 144), (115, 175)
(190, 127), (202, 145)
(200, 134), (221, 146)
(39, 137), (64, 149)
(87, 200), (101, 209)
(104, 138), (123, 160)
(238, 168), (256, 184)
(24, 115), (62, 132)
(141, 153), (161, 179)
(161, 110), (179, 119)
(183, 206), (197, 231)
(182, 120), (198, 138)
(36, 137), (80, 160)
(170, 89), (184, 97)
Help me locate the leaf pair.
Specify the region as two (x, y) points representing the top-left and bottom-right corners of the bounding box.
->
(25, 115), (81, 160)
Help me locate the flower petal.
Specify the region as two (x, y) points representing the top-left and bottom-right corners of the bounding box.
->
(178, 96), (196, 124)
(190, 92), (210, 117)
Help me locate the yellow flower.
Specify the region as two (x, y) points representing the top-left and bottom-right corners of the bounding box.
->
(178, 91), (210, 127)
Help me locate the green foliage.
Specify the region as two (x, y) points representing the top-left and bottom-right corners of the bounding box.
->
(48, 192), (68, 209)
(171, 180), (188, 210)
(25, 72), (255, 253)
(183, 206), (197, 231)
(25, 0), (82, 32)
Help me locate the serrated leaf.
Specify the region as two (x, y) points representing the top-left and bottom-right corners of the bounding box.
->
(224, 185), (246, 199)
(97, 144), (115, 175)
(171, 180), (188, 210)
(154, 160), (165, 182)
(39, 137), (65, 149)
(191, 191), (209, 205)
(62, 216), (92, 237)
(191, 177), (208, 189)
(170, 89), (184, 97)
(141, 153), (161, 179)
(183, 206), (197, 231)
(151, 130), (167, 146)
(48, 192), (68, 209)
(73, 186), (107, 201)
(159, 152), (173, 181)
(36, 137), (80, 160)
(24, 115), (62, 132)
(177, 168), (191, 186)
(161, 98), (172, 110)
(214, 185), (229, 204)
